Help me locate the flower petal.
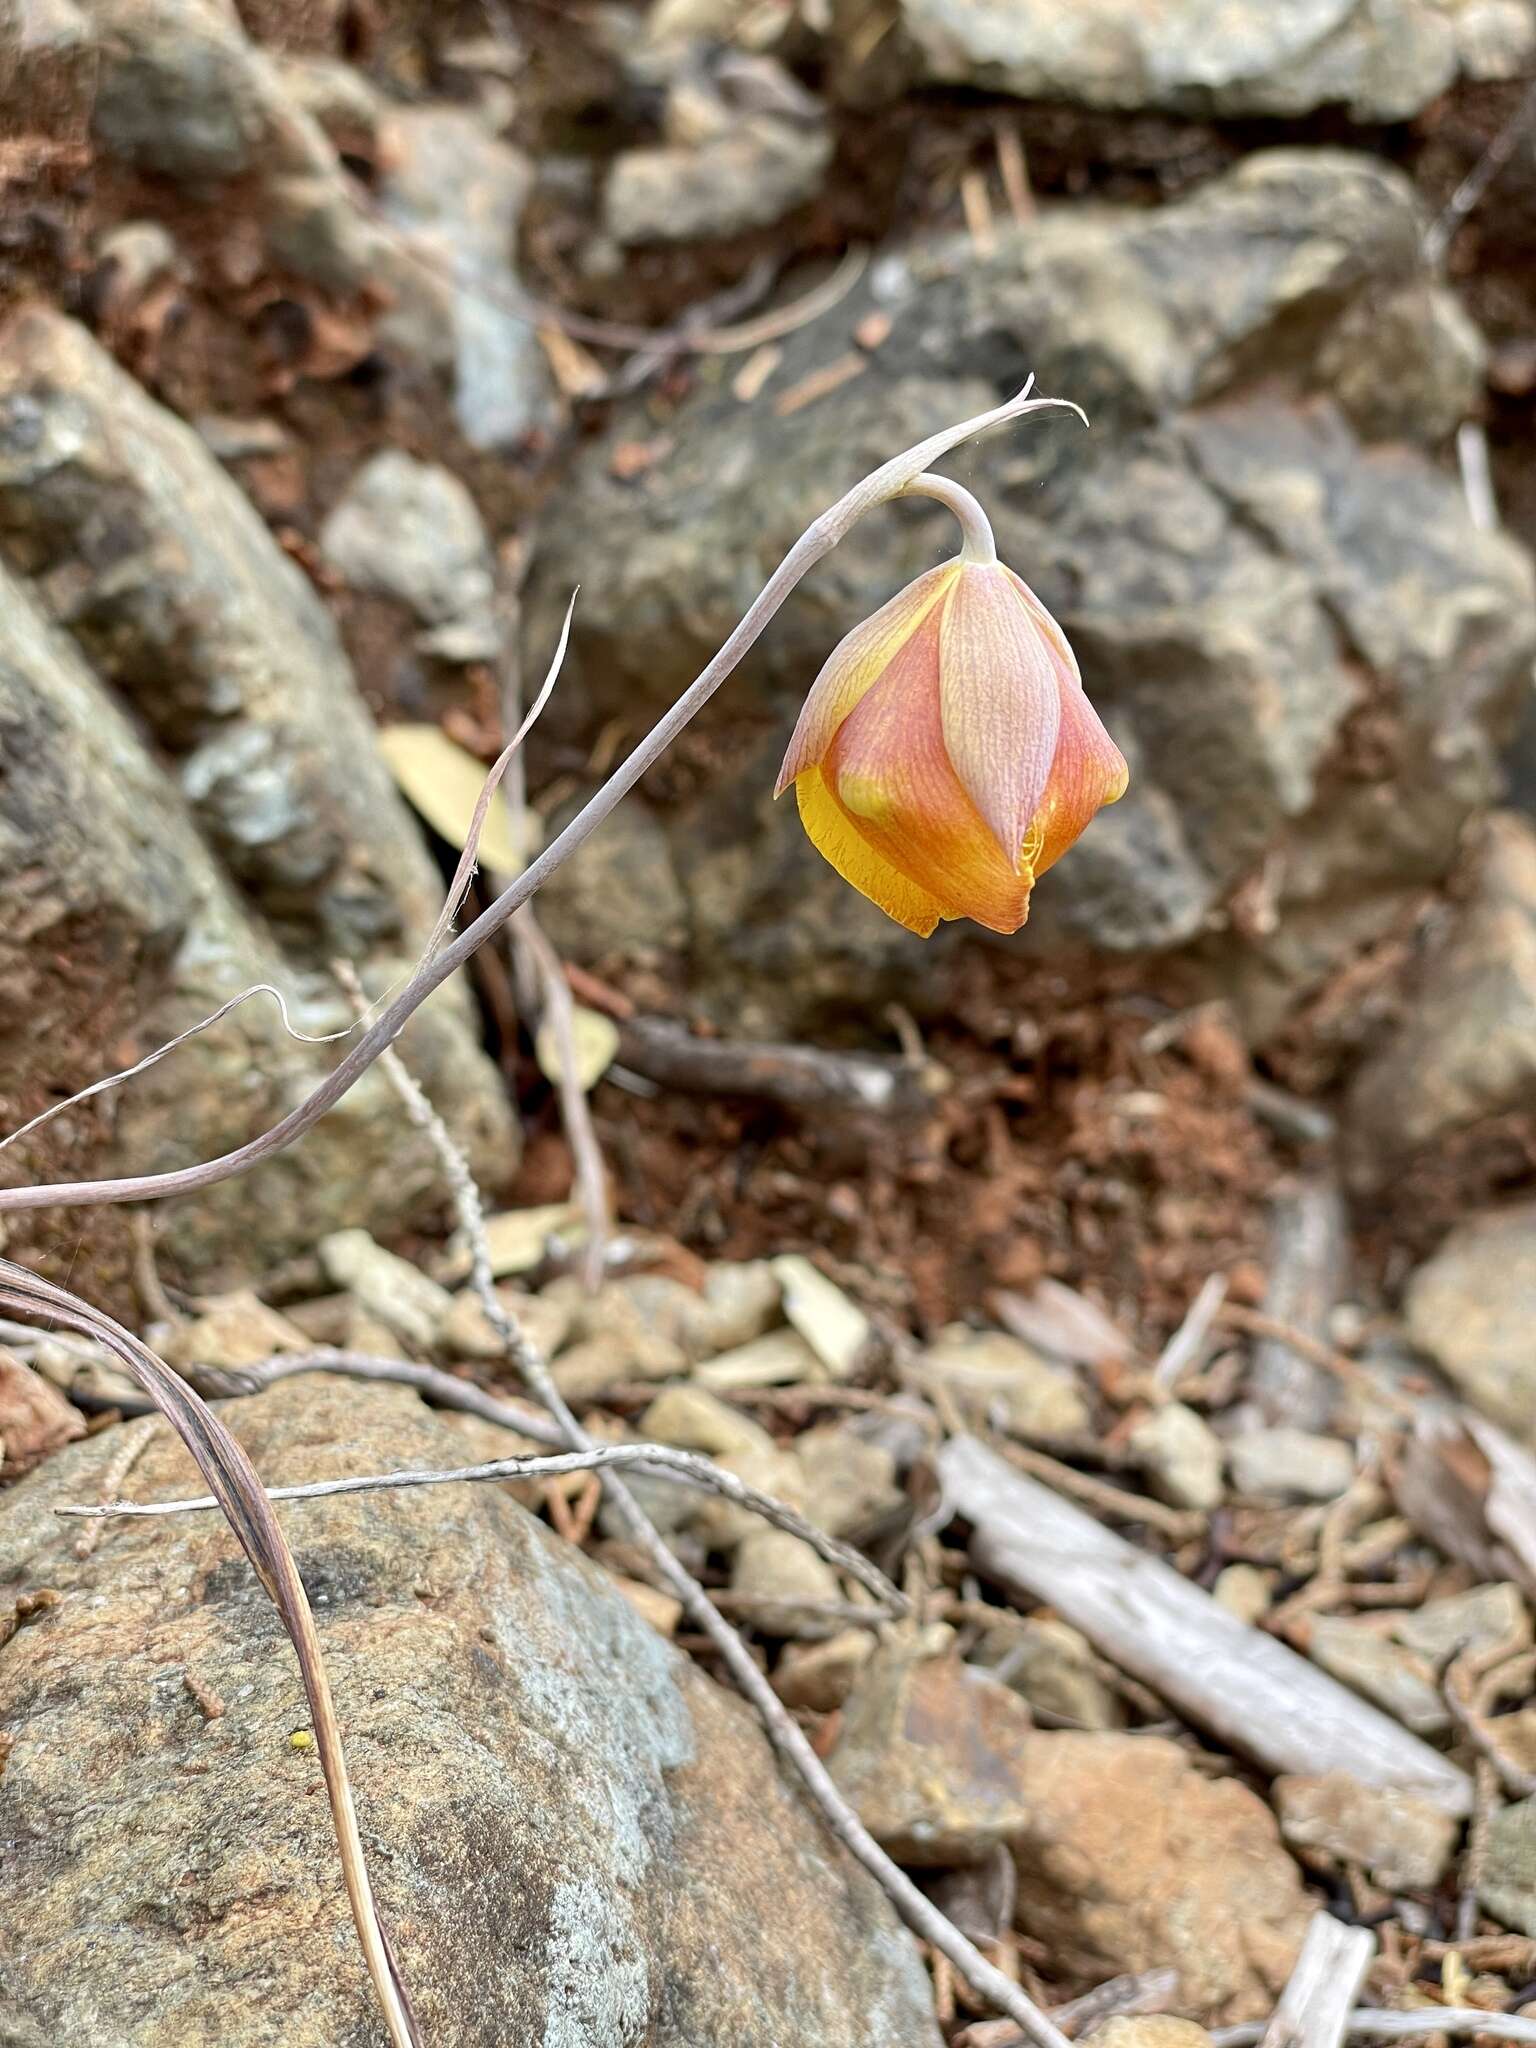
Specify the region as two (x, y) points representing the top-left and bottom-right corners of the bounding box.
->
(938, 564), (1062, 865)
(998, 572), (1130, 876)
(825, 601), (1033, 934)
(795, 768), (943, 936)
(775, 559), (961, 795)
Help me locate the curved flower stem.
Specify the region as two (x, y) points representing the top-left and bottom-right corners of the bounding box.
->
(902, 472), (998, 565)
(0, 381), (1084, 1217)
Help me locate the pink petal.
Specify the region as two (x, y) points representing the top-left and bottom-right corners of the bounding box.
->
(938, 564), (1062, 865)
(775, 560), (960, 795)
(996, 571), (1129, 874)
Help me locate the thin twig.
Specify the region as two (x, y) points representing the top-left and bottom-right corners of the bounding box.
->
(0, 381), (1082, 1223)
(55, 1443), (905, 1613)
(1215, 2014), (1536, 2048)
(1152, 1272), (1227, 1390)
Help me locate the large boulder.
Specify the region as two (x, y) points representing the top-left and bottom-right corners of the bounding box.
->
(830, 0), (1536, 120)
(524, 151), (1535, 1034)
(0, 309), (516, 1277)
(0, 1375), (942, 2047)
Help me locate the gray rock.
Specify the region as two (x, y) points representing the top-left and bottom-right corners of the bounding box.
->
(526, 152), (1534, 1031)
(538, 793), (691, 964)
(0, 312), (432, 960)
(318, 1230), (455, 1352)
(1305, 1616), (1450, 1735)
(0, 559), (502, 1277)
(1393, 1582), (1531, 1665)
(83, 0), (330, 183)
(862, 0), (1532, 120)
(321, 450), (500, 662)
(972, 1617), (1126, 1730)
(1405, 1205), (1536, 1439)
(378, 105), (556, 450)
(607, 106), (831, 244)
(1129, 1401), (1224, 1511)
(827, 1634), (1039, 1864)
(0, 1376), (941, 2047)
(1482, 1796), (1536, 1935)
(1227, 1428), (1355, 1502)
(1347, 816), (1536, 1183)
(911, 1327), (1091, 1438)
(0, 309), (514, 1218)
(1274, 1772), (1458, 1890)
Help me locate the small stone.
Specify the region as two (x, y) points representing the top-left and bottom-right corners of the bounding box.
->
(771, 1255), (871, 1379)
(1275, 1772), (1459, 1890)
(912, 1326), (1090, 1439)
(1008, 1733), (1311, 2020)
(1480, 1796), (1536, 1934)
(1086, 2022), (1215, 2048)
(695, 1328), (822, 1391)
(827, 1634), (1037, 1864)
(1305, 1617), (1450, 1735)
(973, 1618), (1125, 1731)
(1393, 1583), (1531, 1666)
(1129, 1401), (1224, 1510)
(697, 1261), (782, 1352)
(446, 1204), (583, 1280)
(1213, 1564), (1275, 1626)
(438, 1285), (573, 1363)
(641, 1383), (776, 1462)
(1406, 1203), (1536, 1441)
(795, 1422), (902, 1540)
(319, 1230), (453, 1352)
(544, 1279), (690, 1382)
(0, 1353), (85, 1477)
(774, 1630), (875, 1712)
(1227, 1427), (1355, 1502)
(730, 1526), (842, 1636)
(321, 450), (499, 661)
(158, 1290), (308, 1373)
(552, 1336), (678, 1405)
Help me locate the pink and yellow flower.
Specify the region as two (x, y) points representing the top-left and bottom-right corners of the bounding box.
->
(776, 556), (1127, 936)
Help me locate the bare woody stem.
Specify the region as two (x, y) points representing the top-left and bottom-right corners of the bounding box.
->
(0, 382), (1083, 1218)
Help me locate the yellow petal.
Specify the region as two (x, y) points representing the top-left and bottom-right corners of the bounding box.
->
(776, 559), (961, 794)
(795, 767), (942, 937)
(938, 563), (1061, 865)
(824, 602), (1033, 933)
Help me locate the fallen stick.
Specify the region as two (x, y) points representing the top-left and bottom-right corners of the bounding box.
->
(614, 1016), (940, 1120)
(1260, 1914), (1375, 2048)
(937, 1435), (1472, 1816)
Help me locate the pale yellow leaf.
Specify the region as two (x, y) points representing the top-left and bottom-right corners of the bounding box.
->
(378, 724), (526, 874)
(535, 1005), (619, 1094)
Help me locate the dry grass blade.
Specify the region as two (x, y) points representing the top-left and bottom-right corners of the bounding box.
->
(0, 1258), (421, 2048)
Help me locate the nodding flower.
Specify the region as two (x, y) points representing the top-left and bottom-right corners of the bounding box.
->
(775, 484), (1127, 937)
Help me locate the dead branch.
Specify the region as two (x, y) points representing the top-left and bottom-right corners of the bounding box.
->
(938, 1434), (1473, 1816)
(1260, 1914), (1375, 2048)
(614, 1015), (942, 1119)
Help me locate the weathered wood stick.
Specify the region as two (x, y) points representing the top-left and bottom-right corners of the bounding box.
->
(938, 1435), (1472, 1816)
(1260, 1914), (1375, 2048)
